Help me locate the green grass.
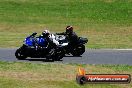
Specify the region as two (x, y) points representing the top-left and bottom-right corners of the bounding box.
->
(0, 61), (131, 88)
(0, 0), (132, 48)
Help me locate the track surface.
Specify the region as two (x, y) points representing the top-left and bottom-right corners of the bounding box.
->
(0, 48), (132, 65)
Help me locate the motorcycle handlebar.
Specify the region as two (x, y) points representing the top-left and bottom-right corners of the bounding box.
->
(31, 32), (37, 36)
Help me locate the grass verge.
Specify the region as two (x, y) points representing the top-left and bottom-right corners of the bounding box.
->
(0, 61), (131, 88)
(0, 0), (132, 48)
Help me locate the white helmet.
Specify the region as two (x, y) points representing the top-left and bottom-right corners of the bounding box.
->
(42, 30), (50, 36)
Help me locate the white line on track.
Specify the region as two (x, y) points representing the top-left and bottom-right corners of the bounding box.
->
(86, 49), (132, 51)
(112, 49), (132, 51)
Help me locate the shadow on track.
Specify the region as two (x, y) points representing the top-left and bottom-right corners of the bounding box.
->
(16, 55), (82, 62)
(17, 58), (63, 62)
(64, 55), (82, 57)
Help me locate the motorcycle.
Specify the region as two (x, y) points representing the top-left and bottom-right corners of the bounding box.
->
(15, 33), (64, 61)
(55, 34), (88, 56)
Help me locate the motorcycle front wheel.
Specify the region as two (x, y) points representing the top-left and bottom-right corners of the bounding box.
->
(15, 48), (27, 60)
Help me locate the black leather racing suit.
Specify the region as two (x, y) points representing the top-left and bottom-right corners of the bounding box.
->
(39, 35), (56, 49)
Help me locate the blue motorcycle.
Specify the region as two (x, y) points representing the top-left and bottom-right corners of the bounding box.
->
(15, 32), (57, 61)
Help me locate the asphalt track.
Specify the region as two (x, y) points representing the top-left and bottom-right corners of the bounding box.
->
(0, 48), (132, 65)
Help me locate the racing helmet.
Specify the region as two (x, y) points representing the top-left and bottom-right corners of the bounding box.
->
(42, 30), (50, 37)
(66, 26), (73, 34)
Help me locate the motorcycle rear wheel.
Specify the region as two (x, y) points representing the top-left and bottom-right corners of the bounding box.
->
(55, 50), (64, 61)
(71, 45), (85, 56)
(45, 49), (55, 62)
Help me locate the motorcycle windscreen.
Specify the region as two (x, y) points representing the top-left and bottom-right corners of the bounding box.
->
(37, 38), (48, 47)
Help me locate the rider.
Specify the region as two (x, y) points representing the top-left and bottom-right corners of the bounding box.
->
(56, 26), (79, 47)
(40, 30), (59, 48)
